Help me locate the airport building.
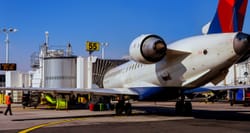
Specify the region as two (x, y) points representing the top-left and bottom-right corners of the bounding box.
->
(2, 42), (127, 104)
(219, 59), (250, 86)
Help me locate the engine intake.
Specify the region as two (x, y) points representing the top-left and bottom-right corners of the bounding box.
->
(234, 32), (250, 63)
(129, 34), (167, 64)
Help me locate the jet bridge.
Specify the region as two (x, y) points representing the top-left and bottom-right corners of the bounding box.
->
(92, 58), (129, 88)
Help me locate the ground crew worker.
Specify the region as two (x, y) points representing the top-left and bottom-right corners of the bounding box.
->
(4, 93), (12, 115)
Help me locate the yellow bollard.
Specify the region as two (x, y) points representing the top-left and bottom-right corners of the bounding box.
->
(0, 94), (3, 104)
(0, 93), (5, 104)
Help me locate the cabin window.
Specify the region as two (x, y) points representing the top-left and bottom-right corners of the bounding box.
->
(203, 49), (208, 55)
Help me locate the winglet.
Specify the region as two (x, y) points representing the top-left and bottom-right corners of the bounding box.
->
(207, 0), (248, 34)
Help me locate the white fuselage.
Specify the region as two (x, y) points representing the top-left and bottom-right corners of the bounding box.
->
(103, 33), (239, 89)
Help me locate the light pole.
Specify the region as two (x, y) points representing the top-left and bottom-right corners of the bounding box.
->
(45, 31), (49, 46)
(2, 28), (18, 63)
(101, 42), (108, 59)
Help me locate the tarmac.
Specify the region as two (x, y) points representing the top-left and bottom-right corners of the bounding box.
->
(1, 102), (250, 133)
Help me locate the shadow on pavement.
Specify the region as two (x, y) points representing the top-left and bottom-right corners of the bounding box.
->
(11, 104), (250, 122)
(133, 106), (250, 121)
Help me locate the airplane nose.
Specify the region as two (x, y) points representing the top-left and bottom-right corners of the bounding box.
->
(233, 32), (250, 55)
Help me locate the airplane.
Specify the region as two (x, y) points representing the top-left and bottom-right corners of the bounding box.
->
(1, 0), (250, 115)
(102, 0), (250, 114)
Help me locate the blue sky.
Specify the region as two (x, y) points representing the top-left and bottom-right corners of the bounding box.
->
(0, 0), (250, 71)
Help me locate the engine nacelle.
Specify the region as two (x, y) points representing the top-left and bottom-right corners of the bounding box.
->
(129, 34), (167, 64)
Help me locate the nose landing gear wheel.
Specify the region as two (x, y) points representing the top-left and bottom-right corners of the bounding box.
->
(115, 102), (124, 115)
(115, 100), (132, 116)
(175, 100), (192, 116)
(125, 103), (132, 115)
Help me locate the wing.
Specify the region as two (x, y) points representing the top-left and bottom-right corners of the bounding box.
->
(0, 87), (139, 96)
(184, 85), (250, 94)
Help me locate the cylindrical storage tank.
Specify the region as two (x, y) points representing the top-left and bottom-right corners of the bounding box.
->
(44, 56), (77, 88)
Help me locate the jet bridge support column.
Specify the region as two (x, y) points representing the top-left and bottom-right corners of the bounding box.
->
(77, 56), (97, 89)
(86, 56), (94, 89)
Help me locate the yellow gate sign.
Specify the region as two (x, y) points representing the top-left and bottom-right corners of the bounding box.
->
(0, 63), (16, 71)
(86, 41), (100, 52)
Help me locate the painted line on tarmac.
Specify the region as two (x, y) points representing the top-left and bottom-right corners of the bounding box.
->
(18, 118), (84, 133)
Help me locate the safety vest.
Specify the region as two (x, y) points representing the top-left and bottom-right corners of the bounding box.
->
(5, 95), (11, 105)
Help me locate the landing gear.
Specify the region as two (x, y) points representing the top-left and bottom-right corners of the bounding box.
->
(175, 96), (192, 116)
(115, 100), (132, 116)
(125, 103), (132, 115)
(115, 100), (125, 115)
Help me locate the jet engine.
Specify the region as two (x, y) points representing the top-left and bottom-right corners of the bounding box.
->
(129, 34), (167, 64)
(233, 32), (250, 63)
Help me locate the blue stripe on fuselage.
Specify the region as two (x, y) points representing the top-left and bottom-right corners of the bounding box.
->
(130, 87), (180, 101)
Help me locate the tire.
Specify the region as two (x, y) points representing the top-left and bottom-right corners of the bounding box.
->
(115, 103), (124, 115)
(175, 101), (184, 115)
(184, 101), (192, 116)
(125, 103), (132, 115)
